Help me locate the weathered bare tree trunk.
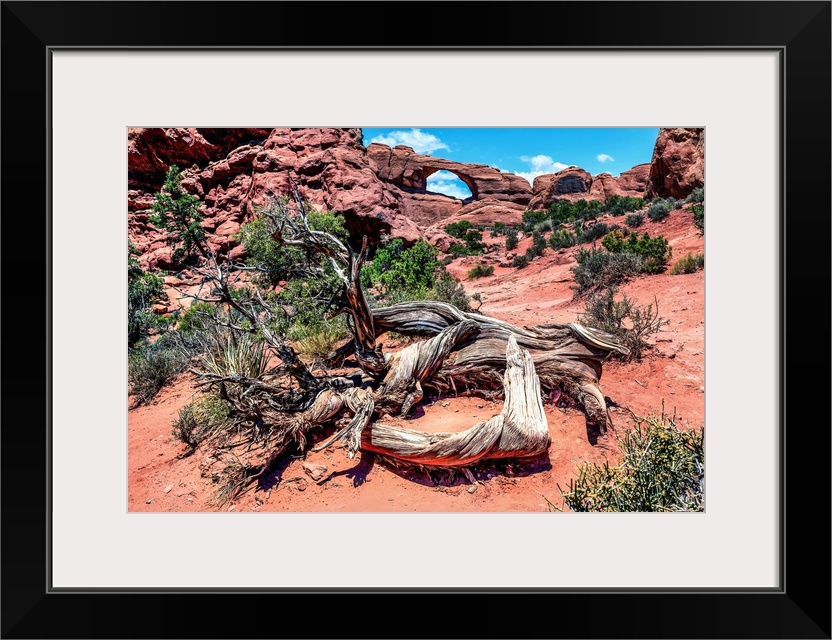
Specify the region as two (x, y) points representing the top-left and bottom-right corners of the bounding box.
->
(361, 335), (550, 466)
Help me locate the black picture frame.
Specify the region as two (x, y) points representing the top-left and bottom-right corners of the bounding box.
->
(2, 2), (829, 638)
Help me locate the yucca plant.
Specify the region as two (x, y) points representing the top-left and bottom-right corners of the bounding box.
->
(200, 329), (269, 380)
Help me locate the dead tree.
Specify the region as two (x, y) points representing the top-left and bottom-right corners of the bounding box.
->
(174, 189), (628, 502)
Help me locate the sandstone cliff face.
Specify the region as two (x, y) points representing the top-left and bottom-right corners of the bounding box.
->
(128, 127), (685, 271)
(644, 128), (704, 199)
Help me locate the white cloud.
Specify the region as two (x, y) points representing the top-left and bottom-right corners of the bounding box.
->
(426, 171), (471, 200)
(369, 128), (450, 154)
(514, 154), (570, 186)
(597, 153), (615, 163)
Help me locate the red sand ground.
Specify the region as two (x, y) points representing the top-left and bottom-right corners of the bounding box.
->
(128, 208), (704, 513)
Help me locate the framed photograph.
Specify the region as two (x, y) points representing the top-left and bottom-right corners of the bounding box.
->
(3, 2), (829, 638)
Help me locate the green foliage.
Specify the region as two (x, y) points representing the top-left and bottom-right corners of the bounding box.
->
(468, 264), (495, 279)
(148, 165), (206, 264)
(601, 230), (671, 274)
(199, 329), (269, 380)
(446, 229), (485, 256)
(604, 195), (644, 216)
(624, 212), (644, 228)
(511, 254), (530, 269)
(686, 187), (705, 204)
(555, 413), (704, 512)
(128, 242), (165, 348)
(521, 210), (549, 231)
(690, 204), (704, 233)
(571, 247), (643, 293)
(505, 228), (519, 251)
(491, 221), (507, 236)
(128, 343), (189, 404)
(549, 229), (577, 250)
(646, 199), (671, 222)
(362, 239), (470, 311)
(172, 394), (232, 449)
(445, 220), (473, 238)
(577, 222), (615, 244)
(531, 230), (547, 256)
(290, 322), (347, 359)
(578, 286), (669, 360)
(670, 252), (705, 275)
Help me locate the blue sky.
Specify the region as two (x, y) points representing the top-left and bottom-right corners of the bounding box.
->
(361, 127), (659, 199)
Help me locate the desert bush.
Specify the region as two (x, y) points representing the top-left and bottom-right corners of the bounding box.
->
(505, 228), (519, 250)
(624, 212), (644, 228)
(686, 187), (705, 203)
(534, 218), (558, 234)
(491, 221), (507, 236)
(571, 247), (643, 293)
(128, 242), (165, 348)
(172, 394), (232, 449)
(554, 413), (704, 512)
(512, 254), (530, 269)
(362, 239), (469, 310)
(128, 344), (189, 404)
(690, 204), (704, 233)
(577, 222), (614, 244)
(578, 286), (669, 360)
(601, 231), (671, 274)
(549, 229), (577, 250)
(647, 200), (671, 222)
(670, 252), (705, 275)
(521, 210), (549, 231)
(531, 230), (547, 256)
(445, 220), (473, 239)
(604, 195), (644, 216)
(468, 264), (495, 279)
(290, 322), (348, 358)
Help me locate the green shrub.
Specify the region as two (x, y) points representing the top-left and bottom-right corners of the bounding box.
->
(468, 264), (495, 279)
(670, 252), (705, 275)
(505, 228), (519, 251)
(624, 212), (644, 228)
(512, 254), (530, 269)
(148, 165), (206, 265)
(604, 195), (644, 216)
(578, 286), (669, 360)
(647, 200), (671, 222)
(577, 222), (615, 244)
(686, 187), (704, 203)
(445, 220), (473, 239)
(172, 394), (232, 449)
(128, 242), (165, 348)
(690, 204), (704, 233)
(554, 413), (704, 512)
(200, 329), (269, 380)
(362, 239), (470, 311)
(571, 247), (643, 293)
(549, 229), (577, 250)
(128, 345), (189, 404)
(601, 231), (671, 274)
(531, 230), (547, 256)
(491, 221), (507, 236)
(522, 210), (549, 231)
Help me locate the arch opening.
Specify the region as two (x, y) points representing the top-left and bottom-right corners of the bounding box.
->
(424, 169), (474, 201)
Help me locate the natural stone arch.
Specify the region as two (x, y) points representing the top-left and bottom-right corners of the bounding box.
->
(422, 166), (477, 201)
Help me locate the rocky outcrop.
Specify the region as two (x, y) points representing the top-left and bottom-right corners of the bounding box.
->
(129, 127), (683, 271)
(644, 128), (704, 199)
(588, 163), (651, 201)
(527, 167), (593, 209)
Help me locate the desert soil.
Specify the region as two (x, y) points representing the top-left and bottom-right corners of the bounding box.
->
(128, 208), (704, 513)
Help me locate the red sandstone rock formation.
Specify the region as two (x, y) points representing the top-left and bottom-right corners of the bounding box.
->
(644, 128), (704, 199)
(527, 167), (593, 209)
(588, 163), (651, 201)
